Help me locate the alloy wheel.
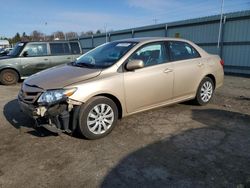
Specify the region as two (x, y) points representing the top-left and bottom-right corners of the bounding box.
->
(200, 81), (213, 102)
(87, 103), (114, 135)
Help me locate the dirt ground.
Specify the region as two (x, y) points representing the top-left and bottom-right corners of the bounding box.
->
(0, 76), (250, 188)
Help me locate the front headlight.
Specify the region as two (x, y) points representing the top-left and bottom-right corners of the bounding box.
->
(37, 88), (77, 105)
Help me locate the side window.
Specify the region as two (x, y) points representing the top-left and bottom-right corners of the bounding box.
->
(129, 43), (168, 67)
(168, 41), (200, 61)
(70, 42), (81, 54)
(23, 43), (48, 57)
(50, 43), (70, 55)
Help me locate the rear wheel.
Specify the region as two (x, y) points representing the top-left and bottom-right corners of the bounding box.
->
(194, 77), (214, 105)
(78, 96), (118, 139)
(0, 69), (19, 85)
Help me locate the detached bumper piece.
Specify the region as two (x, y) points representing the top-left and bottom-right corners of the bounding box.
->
(35, 104), (72, 134)
(19, 99), (80, 134)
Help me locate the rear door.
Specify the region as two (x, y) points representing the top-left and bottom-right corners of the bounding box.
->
(20, 42), (51, 76)
(69, 42), (82, 61)
(49, 42), (72, 67)
(167, 41), (205, 99)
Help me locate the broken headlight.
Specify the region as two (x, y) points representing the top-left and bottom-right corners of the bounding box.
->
(37, 88), (77, 105)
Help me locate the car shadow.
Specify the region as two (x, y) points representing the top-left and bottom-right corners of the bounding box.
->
(101, 109), (250, 188)
(3, 99), (57, 137)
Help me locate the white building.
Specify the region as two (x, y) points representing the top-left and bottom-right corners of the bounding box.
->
(0, 40), (10, 48)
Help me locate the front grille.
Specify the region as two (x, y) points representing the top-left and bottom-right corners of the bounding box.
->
(18, 84), (43, 104)
(19, 90), (42, 104)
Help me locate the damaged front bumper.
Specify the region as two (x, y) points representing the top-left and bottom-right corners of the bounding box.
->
(18, 97), (82, 134)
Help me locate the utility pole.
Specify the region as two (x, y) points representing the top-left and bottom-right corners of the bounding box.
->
(44, 22), (47, 41)
(104, 23), (108, 43)
(153, 18), (159, 24)
(217, 0), (224, 48)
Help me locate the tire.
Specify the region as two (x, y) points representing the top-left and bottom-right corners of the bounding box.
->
(194, 77), (214, 105)
(78, 96), (118, 139)
(0, 69), (19, 85)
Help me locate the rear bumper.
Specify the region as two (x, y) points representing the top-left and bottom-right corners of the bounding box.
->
(215, 68), (224, 89)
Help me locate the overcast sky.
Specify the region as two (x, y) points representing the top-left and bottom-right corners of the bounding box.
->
(1, 0), (250, 37)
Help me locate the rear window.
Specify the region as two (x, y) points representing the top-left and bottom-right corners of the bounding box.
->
(50, 43), (70, 55)
(70, 42), (81, 54)
(168, 41), (200, 61)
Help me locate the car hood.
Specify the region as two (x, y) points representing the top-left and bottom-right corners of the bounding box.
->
(24, 64), (102, 90)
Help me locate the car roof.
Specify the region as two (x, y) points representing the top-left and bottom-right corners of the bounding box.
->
(115, 37), (192, 44)
(18, 40), (78, 44)
(114, 37), (208, 57)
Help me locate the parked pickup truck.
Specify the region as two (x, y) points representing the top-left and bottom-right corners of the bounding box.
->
(0, 41), (82, 85)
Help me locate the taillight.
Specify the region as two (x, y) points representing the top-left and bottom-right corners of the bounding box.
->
(220, 59), (224, 67)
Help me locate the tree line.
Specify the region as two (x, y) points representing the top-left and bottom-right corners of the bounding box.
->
(0, 30), (103, 45)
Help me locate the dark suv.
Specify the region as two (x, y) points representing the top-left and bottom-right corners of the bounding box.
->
(0, 41), (82, 85)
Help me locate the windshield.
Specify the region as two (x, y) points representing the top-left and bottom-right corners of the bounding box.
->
(74, 41), (137, 68)
(8, 42), (25, 57)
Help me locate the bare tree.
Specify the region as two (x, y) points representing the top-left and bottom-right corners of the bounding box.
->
(46, 35), (55, 41)
(96, 30), (101, 34)
(79, 32), (86, 37)
(85, 30), (94, 36)
(65, 32), (78, 40)
(53, 31), (65, 40)
(30, 30), (44, 41)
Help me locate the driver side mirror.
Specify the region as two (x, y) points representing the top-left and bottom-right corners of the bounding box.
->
(126, 60), (144, 71)
(22, 51), (28, 57)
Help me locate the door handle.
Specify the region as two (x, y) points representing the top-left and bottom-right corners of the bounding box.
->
(66, 57), (71, 60)
(163, 68), (173, 73)
(44, 58), (49, 61)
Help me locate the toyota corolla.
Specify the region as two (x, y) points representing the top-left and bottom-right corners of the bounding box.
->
(18, 38), (224, 139)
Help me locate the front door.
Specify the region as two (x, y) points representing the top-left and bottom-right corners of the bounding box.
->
(123, 42), (174, 113)
(20, 43), (50, 77)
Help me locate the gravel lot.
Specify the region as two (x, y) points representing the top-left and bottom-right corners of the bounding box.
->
(0, 76), (250, 188)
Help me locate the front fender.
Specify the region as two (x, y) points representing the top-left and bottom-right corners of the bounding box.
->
(68, 74), (126, 116)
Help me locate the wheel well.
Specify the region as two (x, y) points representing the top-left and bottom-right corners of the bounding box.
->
(0, 68), (20, 80)
(205, 74), (216, 87)
(95, 94), (123, 119)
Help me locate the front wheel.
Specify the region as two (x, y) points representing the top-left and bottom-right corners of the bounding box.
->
(194, 77), (214, 105)
(78, 96), (118, 139)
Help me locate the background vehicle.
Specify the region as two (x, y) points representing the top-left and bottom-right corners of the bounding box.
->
(18, 37), (224, 139)
(0, 48), (13, 56)
(0, 41), (82, 85)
